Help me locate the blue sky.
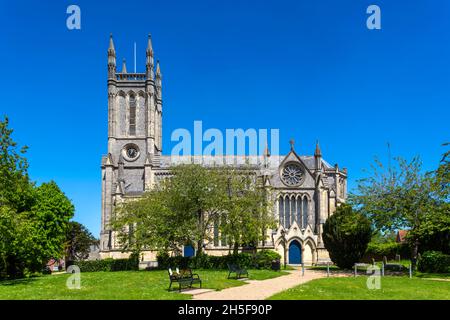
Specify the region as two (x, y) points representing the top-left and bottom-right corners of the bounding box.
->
(1, 0), (449, 236)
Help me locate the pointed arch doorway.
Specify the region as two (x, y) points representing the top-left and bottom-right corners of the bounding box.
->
(288, 240), (302, 264)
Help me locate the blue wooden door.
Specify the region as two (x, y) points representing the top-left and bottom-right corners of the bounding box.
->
(288, 240), (302, 264)
(183, 245), (195, 257)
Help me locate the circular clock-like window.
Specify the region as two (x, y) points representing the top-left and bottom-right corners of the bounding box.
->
(281, 162), (304, 186)
(122, 144), (140, 161)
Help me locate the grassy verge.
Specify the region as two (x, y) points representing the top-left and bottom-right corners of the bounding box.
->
(268, 275), (450, 300)
(0, 269), (287, 300)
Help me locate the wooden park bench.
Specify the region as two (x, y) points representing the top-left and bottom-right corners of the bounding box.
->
(167, 268), (202, 292)
(227, 263), (249, 279)
(315, 258), (332, 266)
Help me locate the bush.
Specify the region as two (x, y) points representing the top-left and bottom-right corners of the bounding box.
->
(75, 254), (139, 272)
(363, 241), (410, 262)
(254, 250), (281, 269)
(323, 204), (372, 269)
(418, 251), (450, 273)
(156, 250), (279, 270)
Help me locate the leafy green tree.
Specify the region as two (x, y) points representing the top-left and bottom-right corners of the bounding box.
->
(65, 221), (98, 262)
(113, 165), (227, 256)
(112, 164), (275, 257)
(350, 155), (448, 266)
(166, 165), (227, 255)
(112, 188), (190, 255)
(0, 117), (75, 278)
(0, 116), (34, 212)
(219, 166), (275, 254)
(322, 204), (372, 269)
(30, 181), (75, 260)
(434, 142), (449, 198)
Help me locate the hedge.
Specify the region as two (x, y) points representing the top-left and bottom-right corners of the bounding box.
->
(418, 251), (450, 273)
(362, 241), (410, 262)
(157, 250), (281, 270)
(70, 250), (282, 272)
(74, 254), (139, 272)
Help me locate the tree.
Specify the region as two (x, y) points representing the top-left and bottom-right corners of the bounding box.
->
(219, 166), (275, 254)
(112, 164), (275, 257)
(0, 116), (34, 212)
(350, 155), (448, 266)
(322, 204), (372, 269)
(65, 221), (98, 262)
(112, 188), (191, 255)
(113, 165), (227, 256)
(0, 117), (75, 278)
(434, 142), (450, 199)
(166, 165), (227, 255)
(30, 181), (75, 260)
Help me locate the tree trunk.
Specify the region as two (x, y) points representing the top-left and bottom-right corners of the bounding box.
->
(411, 238), (420, 269)
(233, 242), (239, 255)
(197, 209), (203, 256)
(197, 239), (203, 256)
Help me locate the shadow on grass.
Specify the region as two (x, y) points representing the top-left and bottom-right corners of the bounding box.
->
(0, 277), (40, 286)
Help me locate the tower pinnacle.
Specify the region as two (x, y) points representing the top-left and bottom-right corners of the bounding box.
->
(146, 34), (154, 79)
(107, 33), (116, 78)
(315, 140), (322, 157)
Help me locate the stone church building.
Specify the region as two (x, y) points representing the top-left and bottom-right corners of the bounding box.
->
(100, 35), (348, 265)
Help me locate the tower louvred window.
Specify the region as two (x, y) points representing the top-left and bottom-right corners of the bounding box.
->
(129, 95), (136, 135)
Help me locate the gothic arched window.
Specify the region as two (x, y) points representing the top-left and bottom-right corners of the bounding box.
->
(296, 197), (302, 226)
(284, 197), (290, 228)
(302, 197), (309, 228)
(129, 94), (136, 135)
(278, 197), (284, 227)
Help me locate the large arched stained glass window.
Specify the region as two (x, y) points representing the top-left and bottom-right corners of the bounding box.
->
(279, 195), (309, 230)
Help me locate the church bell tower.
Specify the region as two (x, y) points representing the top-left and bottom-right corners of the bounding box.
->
(100, 34), (163, 253)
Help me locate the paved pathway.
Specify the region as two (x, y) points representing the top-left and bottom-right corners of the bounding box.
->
(193, 269), (329, 300)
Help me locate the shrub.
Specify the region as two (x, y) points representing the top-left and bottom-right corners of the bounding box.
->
(418, 251), (450, 273)
(156, 251), (277, 270)
(75, 254), (139, 272)
(323, 204), (372, 269)
(254, 250), (281, 269)
(363, 241), (410, 262)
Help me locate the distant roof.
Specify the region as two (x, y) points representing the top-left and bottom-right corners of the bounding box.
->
(397, 230), (408, 242)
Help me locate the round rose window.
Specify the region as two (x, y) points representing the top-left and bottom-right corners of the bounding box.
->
(281, 163), (304, 186)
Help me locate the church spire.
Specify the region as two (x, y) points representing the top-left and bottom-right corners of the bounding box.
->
(107, 33), (116, 79)
(121, 58), (127, 73)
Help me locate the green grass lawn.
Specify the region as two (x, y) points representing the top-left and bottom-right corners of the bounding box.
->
(268, 275), (450, 300)
(0, 269), (287, 300)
